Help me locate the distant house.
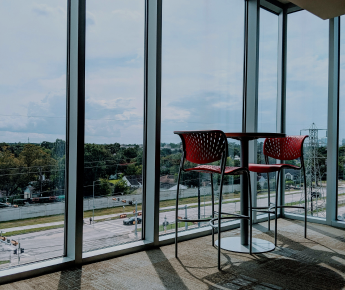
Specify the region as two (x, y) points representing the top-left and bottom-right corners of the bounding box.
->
(109, 174), (119, 180)
(160, 175), (176, 189)
(24, 185), (35, 199)
(234, 155), (241, 161)
(167, 184), (187, 191)
(120, 144), (138, 149)
(284, 168), (300, 181)
(285, 172), (294, 180)
(122, 175), (143, 188)
(257, 176), (266, 188)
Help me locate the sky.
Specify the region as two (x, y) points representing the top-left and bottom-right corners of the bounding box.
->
(286, 10), (329, 140)
(0, 1), (340, 145)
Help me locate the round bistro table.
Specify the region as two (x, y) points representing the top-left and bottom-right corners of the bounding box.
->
(214, 132), (285, 254)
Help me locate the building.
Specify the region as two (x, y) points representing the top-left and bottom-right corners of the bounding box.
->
(160, 175), (176, 189)
(122, 175), (143, 188)
(285, 172), (294, 181)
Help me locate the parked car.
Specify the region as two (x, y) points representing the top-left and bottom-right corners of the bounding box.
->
(123, 216), (142, 225)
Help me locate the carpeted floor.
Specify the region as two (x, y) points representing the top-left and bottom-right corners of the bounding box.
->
(1, 219), (345, 290)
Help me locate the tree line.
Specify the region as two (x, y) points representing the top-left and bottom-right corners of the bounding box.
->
(0, 140), (143, 203)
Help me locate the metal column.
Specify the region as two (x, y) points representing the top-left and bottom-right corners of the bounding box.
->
(65, 0), (86, 265)
(243, 0), (260, 230)
(326, 17), (340, 224)
(143, 0), (162, 245)
(277, 6), (287, 217)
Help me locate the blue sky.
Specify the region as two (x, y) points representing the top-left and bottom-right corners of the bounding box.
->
(0, 1), (339, 145)
(286, 10), (328, 139)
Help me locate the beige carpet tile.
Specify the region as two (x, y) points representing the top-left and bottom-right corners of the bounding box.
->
(1, 218), (345, 290)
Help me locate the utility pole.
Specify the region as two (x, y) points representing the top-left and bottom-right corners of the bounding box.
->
(17, 242), (20, 263)
(39, 167), (42, 194)
(164, 215), (167, 233)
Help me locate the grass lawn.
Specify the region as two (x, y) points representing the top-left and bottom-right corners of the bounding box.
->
(2, 224), (64, 237)
(0, 260), (10, 265)
(2, 189), (341, 231)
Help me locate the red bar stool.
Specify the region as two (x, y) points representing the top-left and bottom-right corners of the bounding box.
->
(174, 130), (253, 270)
(249, 135), (308, 246)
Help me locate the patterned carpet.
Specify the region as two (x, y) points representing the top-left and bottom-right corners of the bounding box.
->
(1, 219), (345, 290)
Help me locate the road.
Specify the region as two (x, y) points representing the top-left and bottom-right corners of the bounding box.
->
(1, 186), (345, 270)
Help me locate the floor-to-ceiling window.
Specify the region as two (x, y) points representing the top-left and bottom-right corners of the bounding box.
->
(83, 0), (144, 252)
(256, 8), (278, 211)
(0, 1), (67, 270)
(338, 16), (345, 221)
(159, 0), (244, 236)
(285, 10), (328, 218)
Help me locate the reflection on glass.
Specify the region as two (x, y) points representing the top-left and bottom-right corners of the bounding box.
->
(256, 9), (278, 211)
(338, 16), (345, 221)
(160, 0), (244, 235)
(0, 1), (67, 270)
(83, 0), (144, 252)
(285, 11), (328, 218)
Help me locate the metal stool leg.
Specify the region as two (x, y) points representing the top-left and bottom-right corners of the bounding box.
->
(211, 174), (215, 246)
(175, 159), (183, 258)
(274, 171), (280, 246)
(267, 172), (271, 231)
(247, 171), (253, 255)
(218, 173), (224, 270)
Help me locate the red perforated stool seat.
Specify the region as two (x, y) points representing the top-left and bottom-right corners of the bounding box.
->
(248, 163), (299, 173)
(185, 165), (247, 175)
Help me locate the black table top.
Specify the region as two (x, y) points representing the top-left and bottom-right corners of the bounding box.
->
(225, 132), (286, 141)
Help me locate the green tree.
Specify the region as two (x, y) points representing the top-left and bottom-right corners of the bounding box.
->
(113, 178), (130, 195)
(84, 143), (118, 196)
(19, 144), (57, 196)
(0, 145), (25, 196)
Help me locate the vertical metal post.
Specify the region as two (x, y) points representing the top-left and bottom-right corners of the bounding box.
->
(243, 0), (259, 225)
(327, 17), (340, 224)
(92, 181), (95, 224)
(240, 140), (249, 245)
(135, 201), (138, 237)
(198, 173), (201, 227)
(65, 0), (86, 265)
(277, 6), (287, 217)
(184, 205), (188, 230)
(143, 0), (162, 245)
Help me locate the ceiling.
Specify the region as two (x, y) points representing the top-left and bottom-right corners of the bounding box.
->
(275, 0), (345, 20)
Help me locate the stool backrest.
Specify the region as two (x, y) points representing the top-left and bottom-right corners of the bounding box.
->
(174, 130), (227, 164)
(263, 135), (308, 161)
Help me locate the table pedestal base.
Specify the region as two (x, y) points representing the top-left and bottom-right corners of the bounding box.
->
(215, 237), (275, 254)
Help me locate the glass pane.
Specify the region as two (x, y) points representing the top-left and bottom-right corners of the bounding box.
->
(285, 11), (328, 218)
(338, 16), (345, 221)
(0, 1), (67, 270)
(160, 0), (244, 236)
(256, 8), (278, 211)
(83, 0), (144, 252)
